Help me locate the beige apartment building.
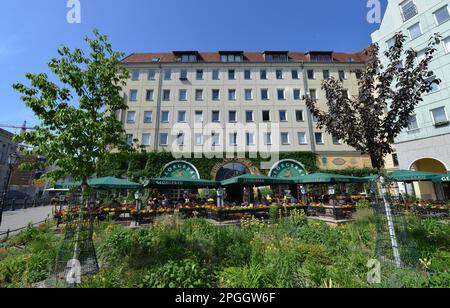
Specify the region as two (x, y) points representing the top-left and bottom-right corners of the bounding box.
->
(119, 50), (372, 176)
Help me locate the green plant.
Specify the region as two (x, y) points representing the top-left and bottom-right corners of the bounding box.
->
(139, 259), (211, 288)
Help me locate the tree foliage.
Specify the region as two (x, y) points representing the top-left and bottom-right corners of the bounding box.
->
(305, 33), (441, 170)
(13, 30), (131, 183)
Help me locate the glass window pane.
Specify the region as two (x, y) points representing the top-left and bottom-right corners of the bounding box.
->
(408, 23), (422, 40)
(431, 107), (447, 124)
(434, 6), (450, 25)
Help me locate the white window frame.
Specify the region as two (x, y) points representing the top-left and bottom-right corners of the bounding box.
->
(315, 132), (324, 145)
(298, 132), (307, 145)
(277, 89), (286, 100)
(245, 110), (254, 123)
(212, 133), (221, 146)
(244, 69), (252, 80)
(280, 132), (290, 145)
(296, 110), (304, 122)
(146, 89), (154, 101)
(194, 133), (203, 146)
(228, 69), (236, 80)
(433, 5), (450, 26)
(141, 133), (151, 147)
(292, 70), (299, 80)
(246, 132), (255, 146)
(264, 132), (272, 145)
(126, 111), (136, 124)
(195, 89), (204, 101)
(293, 89), (301, 100)
(162, 89), (171, 101)
(180, 69), (188, 80)
(129, 90), (138, 102)
(399, 0), (418, 22)
(131, 70), (140, 81)
(178, 111), (187, 123)
(307, 69), (315, 80)
(279, 110), (288, 122)
(408, 22), (422, 41)
(228, 111), (237, 123)
(195, 111), (204, 123)
(212, 89), (220, 101)
(430, 107), (449, 125)
(229, 132), (238, 146)
(148, 69), (156, 80)
(159, 133), (169, 146)
(179, 89), (188, 101)
(260, 69), (268, 80)
(443, 36), (450, 54)
(228, 89), (237, 101)
(143, 111), (153, 123)
(196, 69), (204, 80)
(161, 111), (170, 123)
(245, 89), (253, 101)
(212, 69), (221, 80)
(212, 111), (221, 123)
(164, 69), (172, 80)
(407, 114), (419, 131)
(262, 110), (271, 122)
(176, 132), (185, 146)
(261, 88), (269, 100)
(276, 69), (284, 80)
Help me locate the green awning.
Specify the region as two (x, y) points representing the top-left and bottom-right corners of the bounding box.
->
(143, 177), (220, 188)
(292, 173), (366, 184)
(65, 177), (143, 189)
(431, 174), (450, 183)
(221, 174), (293, 187)
(387, 170), (445, 182)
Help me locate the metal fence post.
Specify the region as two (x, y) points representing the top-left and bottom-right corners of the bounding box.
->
(23, 198), (27, 210)
(11, 198), (15, 211)
(33, 199), (37, 208)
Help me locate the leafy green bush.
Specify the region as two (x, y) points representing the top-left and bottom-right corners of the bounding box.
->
(139, 259), (211, 288)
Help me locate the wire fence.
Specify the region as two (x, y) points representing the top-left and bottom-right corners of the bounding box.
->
(0, 218), (51, 239)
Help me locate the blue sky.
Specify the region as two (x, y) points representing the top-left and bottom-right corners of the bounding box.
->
(0, 0), (386, 133)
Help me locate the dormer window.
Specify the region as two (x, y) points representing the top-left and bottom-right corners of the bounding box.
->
(220, 51), (243, 62)
(174, 51), (199, 62)
(307, 51), (333, 62)
(264, 51), (288, 62)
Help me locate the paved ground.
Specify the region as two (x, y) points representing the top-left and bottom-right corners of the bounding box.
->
(0, 206), (53, 236)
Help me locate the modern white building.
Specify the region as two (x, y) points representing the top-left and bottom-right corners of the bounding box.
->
(372, 0), (450, 199)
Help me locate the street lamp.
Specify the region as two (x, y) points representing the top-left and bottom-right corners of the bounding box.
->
(0, 152), (19, 226)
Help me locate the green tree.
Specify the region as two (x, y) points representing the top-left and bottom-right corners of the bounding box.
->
(13, 30), (131, 185)
(304, 33), (441, 170)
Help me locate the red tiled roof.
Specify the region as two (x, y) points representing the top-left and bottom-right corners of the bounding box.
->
(121, 50), (370, 64)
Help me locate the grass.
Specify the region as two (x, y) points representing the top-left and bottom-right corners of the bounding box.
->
(0, 211), (449, 288)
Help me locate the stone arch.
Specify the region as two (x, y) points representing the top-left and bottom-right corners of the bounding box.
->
(408, 158), (448, 201)
(211, 158), (260, 181)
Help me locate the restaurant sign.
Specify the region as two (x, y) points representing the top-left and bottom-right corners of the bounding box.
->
(161, 161), (200, 179)
(269, 160), (308, 178)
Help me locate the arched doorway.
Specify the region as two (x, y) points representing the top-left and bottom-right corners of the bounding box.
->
(410, 158), (448, 200)
(215, 162), (251, 203)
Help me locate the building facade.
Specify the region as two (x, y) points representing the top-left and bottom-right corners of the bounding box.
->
(372, 0), (450, 199)
(119, 50), (372, 179)
(0, 128), (16, 192)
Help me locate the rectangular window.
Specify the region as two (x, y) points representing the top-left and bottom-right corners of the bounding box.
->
(392, 154), (400, 167)
(296, 110), (304, 122)
(246, 111), (254, 123)
(176, 133), (185, 146)
(245, 89), (253, 101)
(144, 111), (153, 123)
(292, 70), (299, 80)
(228, 69), (236, 80)
(444, 37), (450, 53)
(261, 89), (269, 100)
(229, 111), (237, 123)
(180, 69), (188, 80)
(160, 133), (169, 146)
(262, 110), (271, 122)
(228, 89), (237, 101)
(307, 70), (315, 80)
(129, 90), (138, 102)
(145, 89), (154, 101)
(260, 69), (268, 80)
(164, 69), (172, 80)
(408, 23), (422, 40)
(142, 134), (151, 146)
(179, 89), (188, 101)
(332, 135), (342, 145)
(212, 133), (220, 146)
(196, 69), (204, 80)
(298, 132), (307, 145)
(229, 133), (238, 146)
(195, 89), (204, 101)
(212, 89), (220, 101)
(407, 115), (419, 130)
(293, 89), (301, 100)
(161, 111), (170, 123)
(434, 5), (450, 25)
(264, 132), (272, 145)
(281, 133), (290, 145)
(212, 69), (220, 80)
(338, 70), (347, 80)
(131, 70), (140, 81)
(276, 69), (283, 80)
(386, 37), (396, 49)
(195, 133), (203, 146)
(315, 132), (324, 145)
(310, 89), (317, 100)
(246, 133), (255, 146)
(180, 55), (197, 62)
(178, 111), (187, 123)
(212, 111), (220, 123)
(163, 90), (171, 101)
(127, 111), (136, 124)
(279, 110), (288, 122)
(148, 69), (156, 80)
(342, 89), (349, 99)
(244, 70), (252, 80)
(221, 55), (242, 62)
(431, 107), (448, 125)
(277, 89), (285, 100)
(323, 70), (330, 80)
(400, 0), (418, 22)
(126, 134), (133, 146)
(427, 77), (440, 94)
(416, 49), (426, 64)
(195, 111), (204, 123)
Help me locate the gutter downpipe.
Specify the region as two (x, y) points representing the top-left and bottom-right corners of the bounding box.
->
(154, 62), (164, 152)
